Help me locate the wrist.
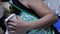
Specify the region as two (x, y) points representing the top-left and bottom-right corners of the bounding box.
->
(23, 22), (31, 32)
(26, 22), (34, 31)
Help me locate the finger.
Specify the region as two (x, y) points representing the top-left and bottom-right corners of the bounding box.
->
(7, 22), (17, 27)
(8, 25), (15, 31)
(16, 15), (24, 22)
(9, 31), (15, 34)
(16, 15), (22, 20)
(8, 25), (14, 29)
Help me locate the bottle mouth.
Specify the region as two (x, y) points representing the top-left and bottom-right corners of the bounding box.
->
(0, 7), (4, 18)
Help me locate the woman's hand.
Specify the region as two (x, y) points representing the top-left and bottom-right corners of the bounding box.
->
(7, 15), (30, 34)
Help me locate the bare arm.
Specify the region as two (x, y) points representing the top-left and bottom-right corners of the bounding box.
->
(27, 0), (58, 30)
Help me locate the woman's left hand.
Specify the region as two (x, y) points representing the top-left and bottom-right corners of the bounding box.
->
(7, 15), (30, 34)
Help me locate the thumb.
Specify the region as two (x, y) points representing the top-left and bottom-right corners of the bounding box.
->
(16, 15), (25, 23)
(16, 15), (23, 20)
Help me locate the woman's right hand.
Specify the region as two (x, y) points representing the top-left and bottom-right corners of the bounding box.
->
(7, 15), (30, 34)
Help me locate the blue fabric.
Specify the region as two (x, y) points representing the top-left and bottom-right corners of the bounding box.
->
(54, 17), (60, 33)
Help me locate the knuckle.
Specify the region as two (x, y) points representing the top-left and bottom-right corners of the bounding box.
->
(14, 24), (18, 27)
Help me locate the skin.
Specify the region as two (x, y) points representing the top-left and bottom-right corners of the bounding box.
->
(2, 0), (58, 34)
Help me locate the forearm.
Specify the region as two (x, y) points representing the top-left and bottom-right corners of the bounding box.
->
(28, 13), (58, 30)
